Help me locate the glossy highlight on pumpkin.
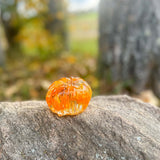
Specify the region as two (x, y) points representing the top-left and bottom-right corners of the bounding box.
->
(46, 77), (92, 116)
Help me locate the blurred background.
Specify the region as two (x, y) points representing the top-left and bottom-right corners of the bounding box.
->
(0, 0), (159, 106)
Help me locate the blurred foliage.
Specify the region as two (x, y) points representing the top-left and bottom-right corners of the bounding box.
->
(14, 0), (60, 57)
(0, 10), (99, 101)
(1, 0), (66, 58)
(15, 19), (62, 58)
(19, 0), (48, 13)
(0, 54), (98, 101)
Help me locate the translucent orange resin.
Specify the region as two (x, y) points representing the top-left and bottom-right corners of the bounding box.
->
(46, 77), (92, 116)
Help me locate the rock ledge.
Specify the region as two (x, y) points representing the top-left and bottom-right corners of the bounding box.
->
(0, 95), (160, 160)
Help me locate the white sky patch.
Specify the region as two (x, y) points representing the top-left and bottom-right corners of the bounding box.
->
(17, 1), (37, 18)
(68, 0), (100, 12)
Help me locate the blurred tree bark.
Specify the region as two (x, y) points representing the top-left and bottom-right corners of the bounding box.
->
(0, 37), (5, 67)
(0, 7), (6, 67)
(0, 0), (19, 48)
(98, 0), (160, 98)
(46, 0), (68, 50)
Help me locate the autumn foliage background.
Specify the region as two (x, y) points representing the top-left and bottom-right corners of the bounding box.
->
(0, 0), (159, 106)
(0, 0), (99, 100)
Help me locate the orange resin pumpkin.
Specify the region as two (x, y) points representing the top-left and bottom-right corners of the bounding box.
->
(46, 77), (92, 116)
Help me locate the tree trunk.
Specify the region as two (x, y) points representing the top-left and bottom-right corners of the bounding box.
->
(46, 0), (68, 50)
(0, 17), (5, 67)
(0, 1), (19, 48)
(0, 96), (160, 159)
(0, 38), (5, 67)
(98, 0), (160, 98)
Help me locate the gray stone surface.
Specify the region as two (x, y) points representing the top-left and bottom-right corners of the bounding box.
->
(0, 96), (160, 160)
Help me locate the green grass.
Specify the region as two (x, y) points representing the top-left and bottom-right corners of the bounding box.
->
(71, 12), (98, 21)
(71, 38), (98, 56)
(69, 12), (98, 57)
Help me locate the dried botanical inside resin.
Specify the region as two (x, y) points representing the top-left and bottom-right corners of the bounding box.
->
(46, 77), (92, 116)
